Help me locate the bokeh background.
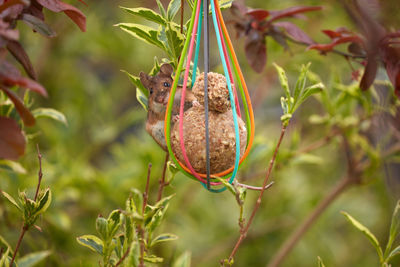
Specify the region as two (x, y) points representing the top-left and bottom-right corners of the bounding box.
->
(1, 0), (399, 266)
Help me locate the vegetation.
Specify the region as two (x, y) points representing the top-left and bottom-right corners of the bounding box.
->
(1, 0), (400, 266)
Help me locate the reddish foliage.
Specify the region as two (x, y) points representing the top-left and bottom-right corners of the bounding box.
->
(0, 0), (86, 160)
(36, 0), (86, 32)
(307, 29), (363, 53)
(231, 2), (321, 73)
(0, 87), (35, 126)
(0, 116), (26, 160)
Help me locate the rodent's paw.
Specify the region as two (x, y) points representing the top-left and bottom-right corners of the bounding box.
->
(172, 115), (180, 123)
(192, 100), (201, 107)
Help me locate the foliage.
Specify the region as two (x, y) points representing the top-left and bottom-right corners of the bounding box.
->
(77, 190), (179, 267)
(342, 200), (400, 267)
(1, 0), (400, 266)
(0, 0), (86, 161)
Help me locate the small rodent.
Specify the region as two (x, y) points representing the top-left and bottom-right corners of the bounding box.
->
(140, 63), (198, 151)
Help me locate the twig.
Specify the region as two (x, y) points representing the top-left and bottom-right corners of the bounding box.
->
(143, 163), (152, 212)
(282, 34), (366, 61)
(180, 0), (184, 34)
(34, 144), (43, 201)
(10, 145), (43, 267)
(9, 226), (27, 267)
(157, 153), (169, 202)
(236, 182), (275, 191)
(295, 130), (339, 155)
(227, 125), (287, 264)
(267, 175), (353, 267)
(115, 245), (131, 267)
(267, 134), (362, 267)
(139, 164), (152, 267)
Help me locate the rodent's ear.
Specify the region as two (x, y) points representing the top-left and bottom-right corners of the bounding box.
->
(160, 64), (173, 77)
(139, 72), (151, 89)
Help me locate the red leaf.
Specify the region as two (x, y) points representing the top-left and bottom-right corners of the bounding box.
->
(0, 60), (47, 96)
(245, 30), (267, 73)
(322, 29), (343, 39)
(7, 40), (37, 80)
(268, 6), (322, 23)
(0, 87), (36, 126)
(308, 35), (364, 53)
(274, 21), (314, 45)
(0, 116), (26, 160)
(360, 59), (378, 91)
(246, 9), (269, 21)
(36, 0), (86, 32)
(0, 20), (19, 41)
(381, 46), (400, 98)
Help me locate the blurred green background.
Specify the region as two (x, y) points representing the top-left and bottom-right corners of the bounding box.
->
(0, 0), (398, 266)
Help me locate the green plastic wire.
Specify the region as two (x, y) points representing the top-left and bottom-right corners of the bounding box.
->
(164, 0), (253, 192)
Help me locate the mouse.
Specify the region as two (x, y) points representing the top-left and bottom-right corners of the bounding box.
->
(140, 63), (198, 151)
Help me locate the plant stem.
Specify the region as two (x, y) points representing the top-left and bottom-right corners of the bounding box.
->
(143, 163), (152, 212)
(139, 164), (152, 267)
(180, 0), (184, 34)
(267, 175), (353, 267)
(9, 226), (27, 267)
(157, 153), (169, 202)
(227, 125), (287, 263)
(115, 245), (131, 267)
(34, 144), (43, 201)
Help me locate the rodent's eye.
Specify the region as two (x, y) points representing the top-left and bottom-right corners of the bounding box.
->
(150, 88), (154, 95)
(163, 82), (170, 87)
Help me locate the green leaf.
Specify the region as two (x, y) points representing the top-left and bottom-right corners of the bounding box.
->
(167, 0), (181, 21)
(117, 23), (166, 51)
(144, 255), (164, 263)
(136, 88), (148, 112)
(156, 0), (167, 19)
(294, 63), (310, 107)
(127, 239), (140, 267)
(273, 63), (290, 107)
(158, 23), (184, 61)
(0, 234), (13, 254)
(76, 235), (104, 255)
(219, 0), (234, 10)
(17, 250), (51, 267)
(294, 83), (324, 111)
(21, 14), (56, 37)
(154, 194), (175, 210)
(120, 6), (166, 26)
(341, 211), (383, 262)
(150, 233), (178, 247)
(107, 210), (123, 240)
(0, 247), (10, 267)
(147, 204), (169, 234)
(215, 177), (236, 196)
(121, 70), (148, 111)
(0, 160), (27, 174)
(32, 188), (51, 217)
(387, 245), (400, 262)
(317, 256), (326, 267)
(1, 191), (22, 211)
(32, 108), (68, 126)
(130, 188), (144, 215)
(149, 56), (161, 76)
(96, 216), (108, 241)
(385, 200), (400, 257)
(172, 251), (191, 267)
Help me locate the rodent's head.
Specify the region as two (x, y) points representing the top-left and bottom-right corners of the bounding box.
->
(140, 64), (174, 112)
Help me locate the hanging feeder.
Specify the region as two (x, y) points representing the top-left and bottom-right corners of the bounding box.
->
(164, 0), (255, 193)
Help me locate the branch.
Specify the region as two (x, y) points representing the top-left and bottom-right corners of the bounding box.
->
(267, 133), (362, 267)
(157, 153), (170, 202)
(34, 144), (43, 202)
(267, 175), (353, 267)
(115, 245), (131, 267)
(227, 125), (287, 263)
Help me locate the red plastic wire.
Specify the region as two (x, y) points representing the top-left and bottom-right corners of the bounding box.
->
(215, 11), (241, 118)
(178, 0), (221, 185)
